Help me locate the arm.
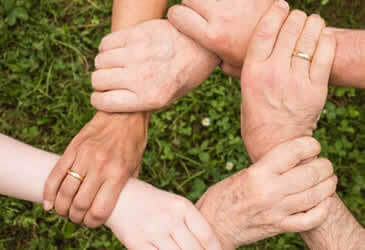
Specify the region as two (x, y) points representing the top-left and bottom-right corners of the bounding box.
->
(238, 6), (365, 250)
(42, 0), (167, 228)
(329, 29), (365, 88)
(0, 134), (222, 249)
(168, 0), (365, 90)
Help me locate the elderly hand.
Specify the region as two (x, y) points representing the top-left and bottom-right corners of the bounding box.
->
(168, 0), (275, 77)
(106, 178), (222, 250)
(43, 112), (148, 228)
(240, 3), (336, 161)
(90, 19), (220, 113)
(196, 137), (337, 250)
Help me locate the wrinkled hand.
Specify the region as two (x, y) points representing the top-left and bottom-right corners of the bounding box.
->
(106, 178), (222, 250)
(168, 0), (275, 77)
(43, 112), (148, 228)
(196, 138), (337, 249)
(90, 19), (220, 113)
(240, 3), (336, 161)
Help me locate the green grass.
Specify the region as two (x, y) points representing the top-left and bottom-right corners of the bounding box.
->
(0, 0), (364, 249)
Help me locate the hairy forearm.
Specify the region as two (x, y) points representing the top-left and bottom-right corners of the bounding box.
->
(330, 29), (365, 88)
(300, 194), (365, 250)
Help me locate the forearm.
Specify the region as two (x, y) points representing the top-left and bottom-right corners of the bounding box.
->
(98, 0), (168, 174)
(330, 29), (365, 88)
(112, 0), (167, 31)
(300, 194), (365, 250)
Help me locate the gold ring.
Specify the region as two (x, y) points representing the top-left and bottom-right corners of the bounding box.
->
(293, 51), (313, 62)
(67, 170), (84, 182)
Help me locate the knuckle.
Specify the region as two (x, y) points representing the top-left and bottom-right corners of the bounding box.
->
(78, 143), (93, 157)
(206, 28), (224, 45)
(305, 164), (320, 185)
(255, 22), (278, 40)
(88, 205), (109, 222)
(55, 204), (68, 217)
(94, 151), (109, 164)
(317, 158), (334, 176)
(330, 175), (338, 188)
(59, 186), (73, 198)
(309, 14), (325, 29)
(294, 137), (321, 157)
(99, 34), (113, 50)
(73, 199), (90, 212)
(304, 189), (316, 207)
(285, 10), (307, 34)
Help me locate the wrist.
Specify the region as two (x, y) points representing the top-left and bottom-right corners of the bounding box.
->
(242, 121), (313, 162)
(300, 195), (364, 250)
(330, 29), (365, 88)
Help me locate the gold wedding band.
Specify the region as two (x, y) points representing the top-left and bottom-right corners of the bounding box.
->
(293, 50), (313, 62)
(67, 170), (84, 182)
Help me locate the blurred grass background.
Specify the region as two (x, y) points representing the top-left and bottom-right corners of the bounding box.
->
(0, 0), (364, 249)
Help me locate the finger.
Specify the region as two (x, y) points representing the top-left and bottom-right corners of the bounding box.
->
(185, 210), (222, 250)
(181, 0), (215, 19)
(54, 160), (87, 217)
(83, 179), (126, 228)
(279, 158), (334, 195)
(98, 29), (129, 52)
(272, 10), (307, 62)
(221, 63), (241, 78)
(168, 5), (210, 48)
(69, 170), (104, 224)
(94, 48), (132, 69)
(291, 14), (325, 77)
(280, 197), (331, 232)
(90, 90), (140, 113)
(43, 149), (77, 211)
(257, 137), (321, 174)
(245, 0), (290, 63)
(280, 176), (337, 215)
(310, 28), (336, 84)
(171, 224), (203, 250)
(155, 236), (180, 250)
(91, 68), (137, 91)
(129, 244), (158, 250)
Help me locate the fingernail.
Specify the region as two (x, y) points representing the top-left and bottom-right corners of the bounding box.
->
(323, 28), (334, 35)
(43, 200), (53, 211)
(277, 0), (289, 9)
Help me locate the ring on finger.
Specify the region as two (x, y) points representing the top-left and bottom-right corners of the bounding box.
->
(67, 169), (84, 182)
(292, 50), (313, 62)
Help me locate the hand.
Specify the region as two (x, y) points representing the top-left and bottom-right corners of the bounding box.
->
(168, 0), (276, 77)
(240, 3), (336, 161)
(106, 178), (222, 250)
(90, 19), (220, 113)
(196, 137), (337, 249)
(43, 112), (148, 228)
